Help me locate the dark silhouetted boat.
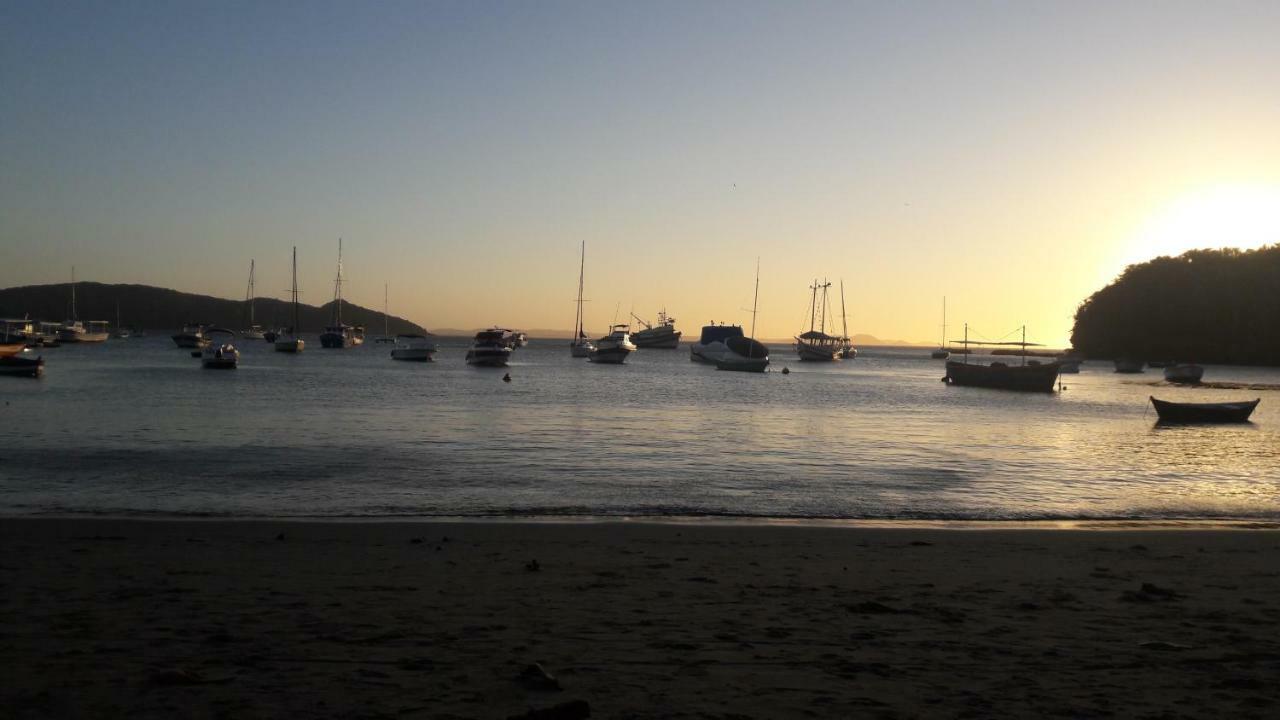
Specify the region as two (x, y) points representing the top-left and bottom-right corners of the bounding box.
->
(319, 239), (364, 349)
(716, 260), (769, 373)
(630, 309), (681, 348)
(794, 279), (841, 361)
(1114, 358), (1145, 373)
(943, 324), (1061, 392)
(0, 352), (44, 378)
(466, 329), (513, 366)
(1149, 396), (1259, 423)
(1163, 363), (1204, 384)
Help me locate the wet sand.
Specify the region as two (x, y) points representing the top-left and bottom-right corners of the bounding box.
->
(3, 519), (1279, 718)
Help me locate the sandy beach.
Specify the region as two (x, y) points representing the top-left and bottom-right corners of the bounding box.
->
(3, 519), (1278, 719)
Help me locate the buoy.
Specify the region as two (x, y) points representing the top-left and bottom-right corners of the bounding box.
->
(781, 367), (790, 375)
(503, 373), (511, 383)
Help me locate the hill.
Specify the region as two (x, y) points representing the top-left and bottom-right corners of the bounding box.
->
(1071, 246), (1280, 365)
(0, 282), (427, 336)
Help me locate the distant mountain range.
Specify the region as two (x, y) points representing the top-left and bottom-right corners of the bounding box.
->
(0, 282), (427, 336)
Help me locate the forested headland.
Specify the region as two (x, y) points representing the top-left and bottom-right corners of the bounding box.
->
(1071, 246), (1280, 365)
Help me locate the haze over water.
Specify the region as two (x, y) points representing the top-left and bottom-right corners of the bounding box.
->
(4, 339), (1277, 521)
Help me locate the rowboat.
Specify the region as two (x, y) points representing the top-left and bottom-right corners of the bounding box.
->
(1149, 396), (1259, 424)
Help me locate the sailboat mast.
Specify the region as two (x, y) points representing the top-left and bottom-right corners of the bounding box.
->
(750, 258), (760, 339)
(246, 259), (256, 325)
(808, 280), (818, 333)
(291, 247), (299, 330)
(840, 280), (848, 340)
(70, 266), (77, 321)
(575, 241), (586, 337)
(332, 238), (344, 325)
(383, 283), (389, 337)
(941, 296), (947, 348)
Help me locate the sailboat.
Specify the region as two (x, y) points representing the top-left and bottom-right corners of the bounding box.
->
(569, 241), (595, 358)
(943, 324), (1061, 392)
(274, 247), (305, 353)
(837, 280), (856, 358)
(794, 279), (841, 361)
(930, 297), (950, 359)
(714, 259), (770, 373)
(319, 239), (363, 348)
(375, 284), (394, 343)
(112, 302), (131, 338)
(242, 260), (265, 339)
(57, 267), (110, 343)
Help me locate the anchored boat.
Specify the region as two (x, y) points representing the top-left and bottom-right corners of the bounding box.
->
(588, 324), (636, 364)
(466, 329), (513, 366)
(794, 279), (841, 361)
(715, 259), (770, 373)
(319, 239), (364, 348)
(274, 247), (305, 353)
(1150, 396), (1259, 423)
(630, 309), (682, 349)
(569, 242), (595, 358)
(943, 325), (1061, 392)
(391, 333), (438, 362)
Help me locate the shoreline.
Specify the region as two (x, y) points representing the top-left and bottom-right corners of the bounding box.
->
(6, 518), (1279, 717)
(5, 513), (1280, 530)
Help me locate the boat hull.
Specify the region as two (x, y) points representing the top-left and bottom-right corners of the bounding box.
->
(466, 349), (511, 367)
(945, 360), (1061, 392)
(172, 334), (210, 349)
(631, 329), (682, 348)
(796, 341), (840, 362)
(319, 332), (355, 349)
(930, 349), (950, 359)
(0, 354), (44, 378)
(1150, 396), (1259, 423)
(1164, 364), (1204, 384)
(587, 347), (632, 364)
(569, 341), (594, 358)
(391, 348), (435, 362)
(59, 330), (109, 343)
(274, 338), (304, 353)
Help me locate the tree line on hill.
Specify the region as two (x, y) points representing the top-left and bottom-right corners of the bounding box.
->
(1071, 245), (1280, 365)
(0, 282), (427, 336)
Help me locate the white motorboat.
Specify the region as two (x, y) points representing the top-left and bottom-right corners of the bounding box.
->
(274, 247), (305, 353)
(690, 323), (747, 364)
(1164, 363), (1204, 384)
(466, 328), (513, 366)
(588, 324), (636, 364)
(795, 279), (841, 361)
(391, 333), (438, 362)
(200, 329), (240, 369)
(630, 309), (682, 348)
(569, 241), (595, 357)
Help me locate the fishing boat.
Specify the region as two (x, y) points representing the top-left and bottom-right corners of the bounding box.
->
(0, 352), (44, 378)
(466, 328), (513, 366)
(836, 280), (857, 358)
(794, 280), (841, 361)
(172, 323), (211, 348)
(931, 297), (950, 359)
(1164, 363), (1204, 384)
(1, 320), (31, 357)
(242, 259), (265, 340)
(943, 324), (1061, 392)
(1114, 358), (1145, 374)
(1150, 396), (1259, 424)
(715, 260), (770, 373)
(630, 309), (682, 349)
(319, 239), (362, 348)
(374, 284), (395, 343)
(588, 324), (636, 364)
(569, 241), (595, 358)
(200, 329), (240, 369)
(274, 247), (305, 353)
(391, 333), (438, 362)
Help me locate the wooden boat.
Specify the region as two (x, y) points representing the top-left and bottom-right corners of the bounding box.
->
(274, 247), (305, 353)
(0, 353), (44, 378)
(943, 324), (1060, 392)
(1114, 358), (1145, 374)
(716, 261), (770, 373)
(1163, 363), (1204, 384)
(1150, 396), (1259, 423)
(794, 279), (841, 361)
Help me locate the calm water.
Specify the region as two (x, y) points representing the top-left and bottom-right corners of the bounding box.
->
(3, 336), (1278, 520)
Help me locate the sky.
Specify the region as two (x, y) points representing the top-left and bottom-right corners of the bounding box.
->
(3, 1), (1279, 345)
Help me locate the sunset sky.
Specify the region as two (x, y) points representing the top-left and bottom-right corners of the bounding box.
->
(3, 1), (1279, 345)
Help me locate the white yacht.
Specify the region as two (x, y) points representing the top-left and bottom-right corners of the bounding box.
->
(466, 328), (513, 366)
(391, 333), (438, 362)
(588, 324), (636, 364)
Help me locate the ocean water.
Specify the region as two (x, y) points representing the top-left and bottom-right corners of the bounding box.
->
(2, 336), (1278, 520)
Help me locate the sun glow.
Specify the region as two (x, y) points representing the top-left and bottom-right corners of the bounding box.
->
(1122, 184), (1280, 270)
